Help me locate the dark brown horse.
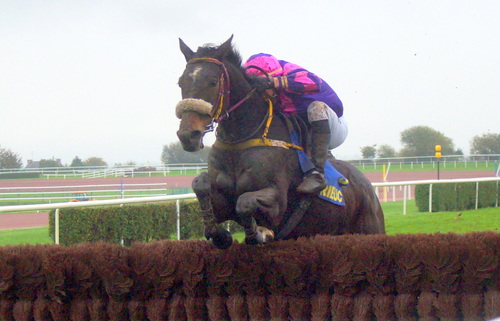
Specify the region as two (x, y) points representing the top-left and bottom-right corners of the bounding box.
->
(176, 36), (384, 249)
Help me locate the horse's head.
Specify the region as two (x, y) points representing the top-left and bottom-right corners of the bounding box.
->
(175, 36), (239, 152)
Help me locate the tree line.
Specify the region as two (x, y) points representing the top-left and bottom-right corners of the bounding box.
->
(0, 151), (108, 169)
(1, 126), (499, 169)
(360, 126), (499, 159)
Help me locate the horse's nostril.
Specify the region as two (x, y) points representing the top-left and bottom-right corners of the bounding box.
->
(191, 131), (202, 140)
(176, 130), (188, 142)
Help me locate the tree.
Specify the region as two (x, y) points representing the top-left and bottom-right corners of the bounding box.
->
(470, 132), (500, 154)
(0, 146), (23, 169)
(83, 157), (107, 167)
(70, 156), (84, 167)
(377, 144), (396, 158)
(161, 142), (211, 163)
(39, 158), (63, 168)
(399, 125), (455, 157)
(360, 145), (377, 159)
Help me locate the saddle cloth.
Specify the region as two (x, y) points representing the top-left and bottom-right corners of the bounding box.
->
(291, 130), (348, 206)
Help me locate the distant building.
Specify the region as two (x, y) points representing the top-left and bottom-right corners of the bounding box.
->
(26, 160), (40, 169)
(26, 159), (63, 169)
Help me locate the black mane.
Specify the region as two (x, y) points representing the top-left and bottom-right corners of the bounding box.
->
(195, 43), (243, 68)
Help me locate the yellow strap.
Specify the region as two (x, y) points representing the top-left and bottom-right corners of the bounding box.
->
(213, 98), (303, 151)
(214, 138), (303, 151)
(211, 75), (225, 121)
(261, 99), (273, 138)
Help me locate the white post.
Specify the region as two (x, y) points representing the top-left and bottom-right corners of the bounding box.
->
(403, 185), (407, 215)
(496, 181), (499, 207)
(176, 199), (181, 240)
(55, 208), (60, 244)
(429, 184), (433, 213)
(475, 182), (479, 210)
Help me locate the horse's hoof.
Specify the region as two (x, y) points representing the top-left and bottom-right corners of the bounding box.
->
(211, 228), (233, 250)
(245, 228), (275, 245)
(258, 227), (275, 243)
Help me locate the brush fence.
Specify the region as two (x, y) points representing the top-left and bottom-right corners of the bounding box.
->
(1, 232), (499, 321)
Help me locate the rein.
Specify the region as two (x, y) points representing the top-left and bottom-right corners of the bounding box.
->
(186, 57), (302, 152)
(186, 57), (255, 123)
(214, 99), (303, 151)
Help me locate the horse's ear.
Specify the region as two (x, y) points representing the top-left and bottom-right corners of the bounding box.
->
(179, 38), (194, 62)
(215, 35), (234, 59)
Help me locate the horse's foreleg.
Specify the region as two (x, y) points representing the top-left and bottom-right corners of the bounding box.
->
(192, 173), (233, 249)
(236, 187), (280, 245)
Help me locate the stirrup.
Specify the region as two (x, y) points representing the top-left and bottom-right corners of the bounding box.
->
(297, 170), (327, 195)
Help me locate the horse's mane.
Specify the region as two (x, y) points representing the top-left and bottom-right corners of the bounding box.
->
(196, 43), (243, 68)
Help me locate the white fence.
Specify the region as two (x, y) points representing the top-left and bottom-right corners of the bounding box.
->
(0, 163), (208, 179)
(373, 177), (499, 214)
(0, 182), (190, 204)
(1, 156), (499, 178)
(0, 177), (498, 244)
(0, 194), (196, 244)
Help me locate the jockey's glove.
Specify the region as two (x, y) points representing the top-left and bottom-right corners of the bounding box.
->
(248, 76), (274, 93)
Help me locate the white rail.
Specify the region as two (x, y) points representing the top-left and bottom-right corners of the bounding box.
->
(0, 183), (190, 203)
(1, 177), (497, 214)
(0, 194), (196, 213)
(0, 194), (197, 244)
(372, 176), (499, 214)
(1, 177), (498, 244)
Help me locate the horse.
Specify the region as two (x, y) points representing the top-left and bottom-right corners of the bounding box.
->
(175, 36), (385, 249)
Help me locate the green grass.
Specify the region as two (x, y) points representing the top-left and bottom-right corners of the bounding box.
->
(0, 227), (52, 246)
(354, 161), (496, 173)
(381, 200), (500, 234)
(0, 169), (206, 181)
(1, 200), (498, 246)
(2, 162), (495, 181)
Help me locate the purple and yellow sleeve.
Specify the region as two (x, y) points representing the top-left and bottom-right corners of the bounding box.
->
(274, 62), (322, 93)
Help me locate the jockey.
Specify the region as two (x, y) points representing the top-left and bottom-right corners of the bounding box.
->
(244, 53), (348, 195)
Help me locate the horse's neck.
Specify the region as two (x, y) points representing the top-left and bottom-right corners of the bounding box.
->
(217, 95), (268, 141)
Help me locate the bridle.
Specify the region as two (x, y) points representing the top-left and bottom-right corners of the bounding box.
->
(186, 57), (256, 127)
(185, 57), (302, 151)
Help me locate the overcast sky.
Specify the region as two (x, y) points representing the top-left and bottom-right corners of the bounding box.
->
(1, 0), (498, 166)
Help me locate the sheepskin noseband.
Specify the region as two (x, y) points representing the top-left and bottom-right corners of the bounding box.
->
(175, 98), (213, 119)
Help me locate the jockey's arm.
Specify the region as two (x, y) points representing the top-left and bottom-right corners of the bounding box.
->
(271, 69), (322, 94)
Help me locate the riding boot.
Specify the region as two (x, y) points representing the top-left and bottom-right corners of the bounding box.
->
(297, 131), (330, 195)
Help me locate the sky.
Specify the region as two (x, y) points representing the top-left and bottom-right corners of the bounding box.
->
(1, 0), (498, 166)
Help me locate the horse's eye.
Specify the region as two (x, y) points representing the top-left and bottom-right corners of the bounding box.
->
(210, 80), (218, 87)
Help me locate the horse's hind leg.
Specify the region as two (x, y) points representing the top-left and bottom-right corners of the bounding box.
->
(192, 173), (233, 249)
(236, 187), (279, 245)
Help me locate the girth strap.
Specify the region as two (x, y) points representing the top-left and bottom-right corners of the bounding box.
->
(213, 137), (303, 151)
(213, 99), (303, 151)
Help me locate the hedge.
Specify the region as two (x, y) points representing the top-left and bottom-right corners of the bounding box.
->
(0, 172), (40, 179)
(1, 233), (499, 320)
(48, 200), (243, 246)
(415, 181), (499, 212)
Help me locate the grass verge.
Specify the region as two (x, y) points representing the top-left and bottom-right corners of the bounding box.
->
(382, 200), (499, 234)
(354, 161), (495, 173)
(0, 227), (52, 246)
(1, 200), (498, 246)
